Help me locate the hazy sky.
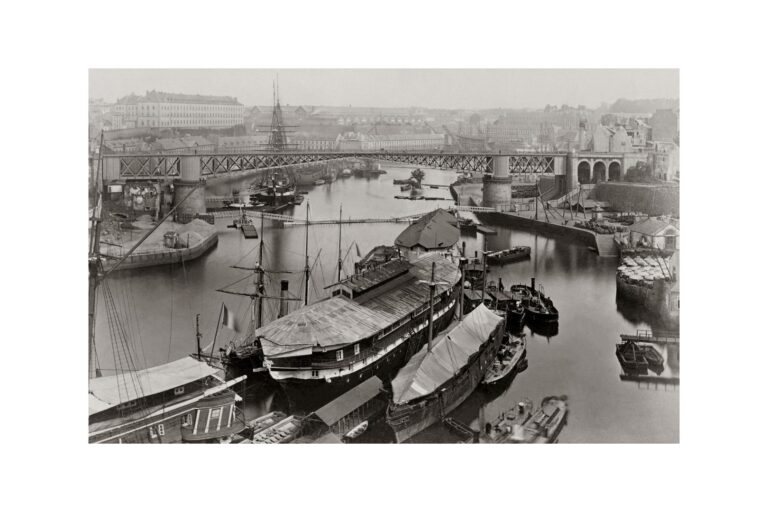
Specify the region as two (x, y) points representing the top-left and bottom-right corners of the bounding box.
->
(89, 69), (678, 110)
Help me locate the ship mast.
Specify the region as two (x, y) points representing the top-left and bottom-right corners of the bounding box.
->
(427, 262), (436, 351)
(304, 202), (310, 306)
(337, 204), (343, 282)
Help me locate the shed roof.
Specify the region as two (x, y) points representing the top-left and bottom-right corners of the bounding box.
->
(630, 218), (680, 237)
(88, 357), (219, 415)
(394, 209), (459, 250)
(313, 376), (383, 426)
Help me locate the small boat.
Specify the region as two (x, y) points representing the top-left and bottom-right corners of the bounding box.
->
(487, 246), (531, 265)
(479, 399), (534, 443)
(638, 343), (664, 370)
(523, 279), (559, 323)
(481, 334), (527, 386)
(615, 340), (649, 372)
(511, 396), (568, 443)
(251, 415), (304, 444)
(400, 183), (412, 192)
(506, 300), (525, 327)
(314, 179), (326, 186)
(343, 421), (369, 441)
(341, 168), (352, 178)
(232, 411), (288, 443)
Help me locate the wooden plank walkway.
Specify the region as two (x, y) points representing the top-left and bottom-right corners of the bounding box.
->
(620, 374), (679, 385)
(620, 330), (679, 345)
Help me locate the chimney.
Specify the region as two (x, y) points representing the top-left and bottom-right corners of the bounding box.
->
(278, 280), (289, 318)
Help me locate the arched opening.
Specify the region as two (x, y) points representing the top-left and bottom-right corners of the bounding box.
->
(593, 161), (606, 182)
(609, 161), (621, 181)
(577, 161), (591, 184)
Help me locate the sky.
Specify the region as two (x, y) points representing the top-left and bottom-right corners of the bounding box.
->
(89, 69), (678, 110)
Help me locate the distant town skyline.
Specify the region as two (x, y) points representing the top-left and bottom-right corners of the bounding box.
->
(89, 69), (679, 111)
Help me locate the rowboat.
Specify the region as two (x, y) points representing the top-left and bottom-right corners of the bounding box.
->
(487, 246), (531, 265)
(481, 334), (527, 386)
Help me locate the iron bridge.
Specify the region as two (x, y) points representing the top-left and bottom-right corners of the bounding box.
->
(110, 150), (563, 180)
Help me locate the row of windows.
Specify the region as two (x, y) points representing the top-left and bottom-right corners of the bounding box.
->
(334, 343), (361, 362)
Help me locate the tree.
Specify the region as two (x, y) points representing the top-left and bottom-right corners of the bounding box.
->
(625, 161), (654, 182)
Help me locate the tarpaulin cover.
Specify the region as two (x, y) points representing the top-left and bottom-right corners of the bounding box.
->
(391, 304), (503, 404)
(88, 356), (219, 415)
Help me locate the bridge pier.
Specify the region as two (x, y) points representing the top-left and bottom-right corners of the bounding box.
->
(566, 150), (579, 193)
(482, 156), (513, 210)
(174, 156), (206, 217)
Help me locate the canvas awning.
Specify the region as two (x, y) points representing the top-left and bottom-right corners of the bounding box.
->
(88, 356), (220, 416)
(390, 305), (504, 404)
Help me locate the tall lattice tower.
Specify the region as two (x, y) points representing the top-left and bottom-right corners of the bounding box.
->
(265, 80), (295, 151)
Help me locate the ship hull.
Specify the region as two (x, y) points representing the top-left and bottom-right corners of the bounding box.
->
(386, 323), (504, 443)
(274, 300), (457, 412)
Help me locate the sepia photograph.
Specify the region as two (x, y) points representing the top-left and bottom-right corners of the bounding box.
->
(88, 69), (679, 444)
(6, 2), (765, 510)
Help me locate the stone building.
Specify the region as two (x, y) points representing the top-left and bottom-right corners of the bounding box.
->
(112, 90), (245, 129)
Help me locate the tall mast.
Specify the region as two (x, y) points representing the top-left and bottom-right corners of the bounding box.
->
(480, 237), (488, 305)
(256, 212), (265, 329)
(88, 132), (105, 379)
(195, 314), (202, 360)
(427, 261), (436, 351)
(304, 202), (310, 306)
(337, 204), (343, 282)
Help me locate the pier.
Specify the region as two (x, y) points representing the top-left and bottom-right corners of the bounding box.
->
(619, 330), (679, 345)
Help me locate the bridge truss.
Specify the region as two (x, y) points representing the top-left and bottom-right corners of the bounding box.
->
(111, 151), (560, 180)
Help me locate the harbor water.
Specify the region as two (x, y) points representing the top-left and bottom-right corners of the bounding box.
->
(94, 165), (678, 443)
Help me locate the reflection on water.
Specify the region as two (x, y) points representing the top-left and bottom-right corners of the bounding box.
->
(94, 166), (678, 443)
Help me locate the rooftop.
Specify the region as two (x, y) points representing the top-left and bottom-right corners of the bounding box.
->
(394, 209), (460, 250)
(630, 218), (680, 237)
(313, 376), (383, 426)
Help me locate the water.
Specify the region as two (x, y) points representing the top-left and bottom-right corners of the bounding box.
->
(94, 165), (678, 443)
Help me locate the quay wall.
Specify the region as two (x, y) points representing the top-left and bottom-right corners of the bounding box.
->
(594, 182), (679, 216)
(615, 276), (678, 328)
(472, 204), (607, 254)
(103, 231), (218, 272)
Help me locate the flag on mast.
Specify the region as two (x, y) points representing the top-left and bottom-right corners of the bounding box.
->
(222, 303), (238, 332)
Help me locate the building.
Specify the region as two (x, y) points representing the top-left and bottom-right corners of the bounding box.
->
(589, 125), (633, 153)
(335, 132), (445, 151)
(305, 376), (386, 439)
(113, 90), (245, 129)
(394, 209), (459, 258)
(628, 218), (680, 251)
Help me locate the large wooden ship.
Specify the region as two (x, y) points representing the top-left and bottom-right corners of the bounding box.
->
(258, 252), (462, 402)
(386, 304), (506, 443)
(88, 357), (247, 444)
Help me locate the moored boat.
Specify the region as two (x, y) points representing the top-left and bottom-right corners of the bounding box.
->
(615, 340), (649, 372)
(523, 278), (559, 323)
(386, 304), (506, 443)
(232, 411), (288, 443)
(250, 170), (297, 206)
(487, 246), (531, 265)
(88, 356), (247, 444)
(639, 343), (664, 370)
(343, 421), (369, 441)
(481, 333), (527, 386)
(489, 396), (568, 443)
(250, 415), (304, 444)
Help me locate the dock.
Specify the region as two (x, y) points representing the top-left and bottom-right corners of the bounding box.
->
(620, 330), (679, 345)
(620, 373), (679, 386)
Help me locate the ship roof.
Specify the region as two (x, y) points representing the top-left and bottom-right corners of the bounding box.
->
(394, 209), (459, 250)
(390, 305), (504, 404)
(313, 376), (383, 426)
(629, 218), (679, 236)
(88, 357), (219, 416)
(258, 253), (460, 358)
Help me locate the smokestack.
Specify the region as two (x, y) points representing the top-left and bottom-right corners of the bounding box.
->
(278, 280), (289, 318)
(462, 241), (466, 257)
(531, 277), (536, 292)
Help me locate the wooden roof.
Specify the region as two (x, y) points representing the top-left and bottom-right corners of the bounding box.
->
(394, 209), (459, 250)
(259, 253), (461, 357)
(313, 376), (383, 426)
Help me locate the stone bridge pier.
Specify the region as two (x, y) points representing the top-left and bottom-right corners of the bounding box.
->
(482, 156), (513, 210)
(174, 156), (207, 217)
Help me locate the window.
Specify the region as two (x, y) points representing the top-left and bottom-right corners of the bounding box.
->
(336, 349), (344, 361)
(312, 370), (319, 377)
(173, 386), (185, 396)
(211, 408), (221, 419)
(116, 400), (138, 411)
(157, 424), (165, 436)
(354, 344), (360, 355)
(181, 413), (192, 427)
(149, 426), (157, 439)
